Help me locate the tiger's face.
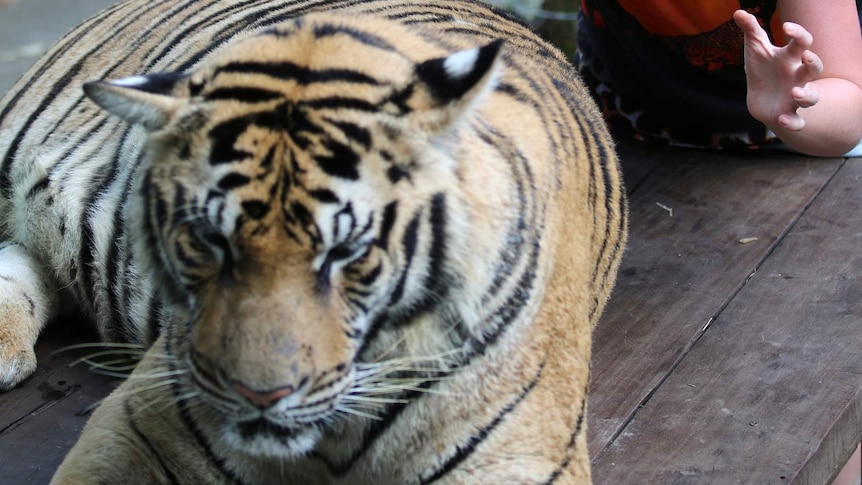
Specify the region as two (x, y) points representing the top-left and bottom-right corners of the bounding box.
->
(84, 14), (502, 457)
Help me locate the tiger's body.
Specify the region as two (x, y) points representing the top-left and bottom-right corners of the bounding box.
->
(0, 0), (627, 483)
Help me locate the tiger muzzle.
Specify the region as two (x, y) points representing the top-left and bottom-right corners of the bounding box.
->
(190, 263), (355, 413)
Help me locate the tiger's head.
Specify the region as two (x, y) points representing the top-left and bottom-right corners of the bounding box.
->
(84, 14), (503, 457)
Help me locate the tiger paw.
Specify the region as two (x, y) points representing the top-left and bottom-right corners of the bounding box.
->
(0, 299), (42, 390)
(0, 340), (37, 391)
(0, 244), (56, 391)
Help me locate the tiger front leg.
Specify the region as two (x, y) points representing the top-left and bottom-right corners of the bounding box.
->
(53, 336), (232, 485)
(0, 242), (59, 390)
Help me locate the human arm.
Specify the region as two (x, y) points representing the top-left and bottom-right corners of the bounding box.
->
(733, 1), (862, 157)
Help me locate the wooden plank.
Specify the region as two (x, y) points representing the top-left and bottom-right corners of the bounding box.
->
(589, 144), (844, 458)
(616, 139), (663, 193)
(0, 321), (117, 484)
(591, 157), (862, 484)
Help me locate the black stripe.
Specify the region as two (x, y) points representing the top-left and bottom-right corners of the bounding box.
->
(171, 9), (256, 74)
(146, 293), (163, 344)
(388, 208), (421, 306)
(204, 87), (283, 103)
(344, 286), (372, 298)
(326, 119), (372, 150)
(312, 23), (397, 51)
(218, 173), (252, 191)
(151, 186), (168, 235)
(424, 193), (448, 299)
(136, 0), (234, 73)
(589, 143), (625, 322)
(540, 398), (587, 485)
(260, 144), (276, 170)
(150, 187), (172, 274)
(0, 61), (82, 195)
(387, 11), (453, 25)
(420, 363), (545, 484)
(291, 200), (323, 247)
(356, 261), (383, 286)
(125, 401), (181, 484)
(301, 97), (379, 112)
(45, 116), (110, 182)
(171, 183), (190, 228)
(308, 188), (340, 204)
(141, 172), (164, 277)
(314, 139), (359, 180)
(115, 148), (151, 343)
(377, 201), (398, 250)
(470, 235), (542, 356)
(200, 0), (325, 55)
(78, 127), (135, 339)
(331, 202), (357, 241)
(227, 0), (381, 53)
(26, 178), (50, 198)
(173, 240), (206, 270)
(318, 379), (438, 476)
(346, 297), (369, 314)
(108, 161), (141, 343)
(208, 117), (255, 165)
(474, 125), (530, 301)
(353, 207), (375, 241)
(215, 61), (381, 86)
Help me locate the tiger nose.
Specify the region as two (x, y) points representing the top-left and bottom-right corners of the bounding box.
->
(231, 381), (295, 409)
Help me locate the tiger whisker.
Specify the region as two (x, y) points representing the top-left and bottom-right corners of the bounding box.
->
(80, 357), (140, 371)
(333, 405), (383, 421)
(123, 369), (189, 380)
(168, 204), (209, 227)
(87, 367), (140, 378)
(69, 348), (146, 359)
(86, 356), (139, 366)
(109, 379), (179, 396)
(144, 389), (201, 414)
(340, 395), (409, 405)
(369, 330), (413, 363)
(53, 342), (148, 353)
(352, 366), (453, 386)
(355, 360), (457, 376)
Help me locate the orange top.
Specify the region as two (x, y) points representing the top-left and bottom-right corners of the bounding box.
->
(617, 0), (741, 36)
(615, 0), (785, 44)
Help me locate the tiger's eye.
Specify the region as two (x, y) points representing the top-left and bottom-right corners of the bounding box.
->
(241, 200), (269, 219)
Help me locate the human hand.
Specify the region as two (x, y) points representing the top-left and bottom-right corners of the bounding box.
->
(733, 9), (824, 131)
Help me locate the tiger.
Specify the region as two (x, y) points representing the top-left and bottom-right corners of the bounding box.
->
(0, 0), (627, 483)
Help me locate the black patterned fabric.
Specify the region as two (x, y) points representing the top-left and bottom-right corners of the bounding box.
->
(575, 0), (783, 150)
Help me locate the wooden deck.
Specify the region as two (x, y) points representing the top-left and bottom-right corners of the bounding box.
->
(592, 141), (862, 484)
(1, 140), (860, 483)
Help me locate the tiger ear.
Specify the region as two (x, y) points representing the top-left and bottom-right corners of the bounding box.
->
(83, 73), (189, 131)
(413, 39), (504, 131)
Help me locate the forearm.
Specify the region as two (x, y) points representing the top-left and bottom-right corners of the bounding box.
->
(762, 77), (862, 157)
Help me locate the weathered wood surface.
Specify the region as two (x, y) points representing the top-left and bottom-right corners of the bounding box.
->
(0, 323), (116, 484)
(590, 142), (860, 484)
